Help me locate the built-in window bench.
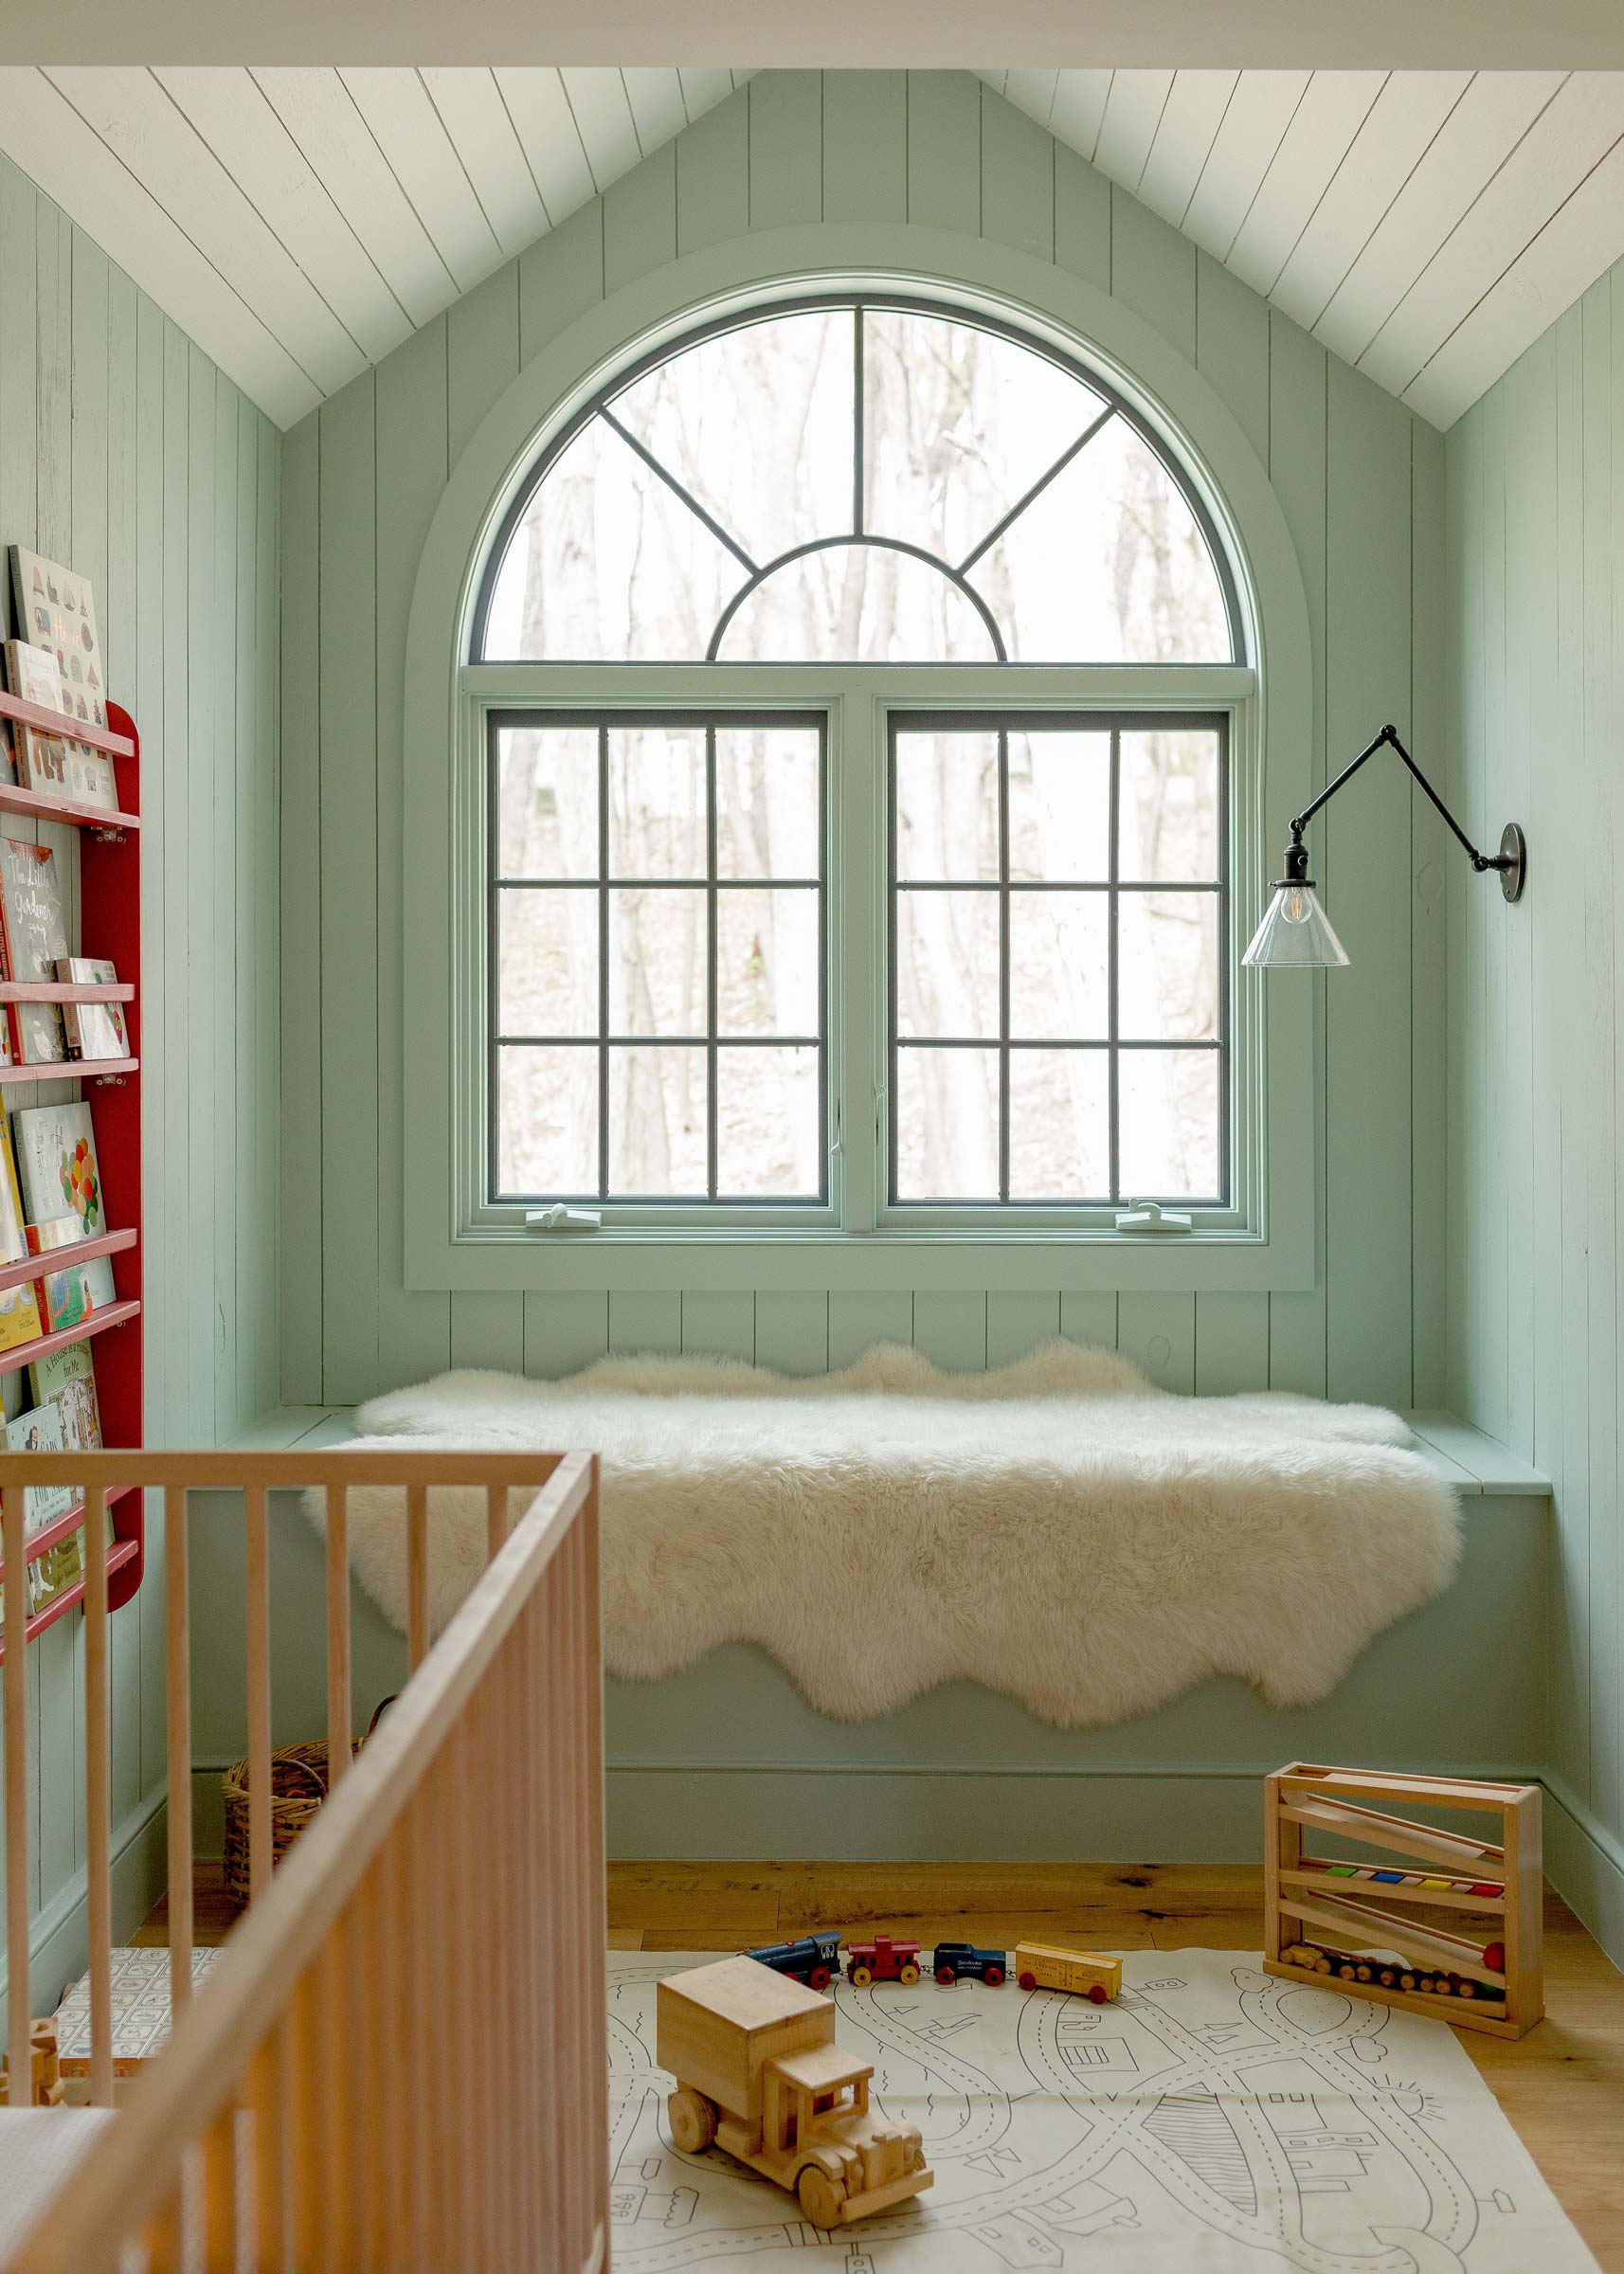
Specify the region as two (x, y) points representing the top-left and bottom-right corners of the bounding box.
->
(205, 1402), (1550, 1868)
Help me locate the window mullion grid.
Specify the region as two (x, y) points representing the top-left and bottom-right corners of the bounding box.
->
(852, 308), (865, 537)
(707, 725), (719, 1200)
(1108, 726), (1121, 1207)
(998, 729), (1010, 1203)
(598, 724), (610, 1201)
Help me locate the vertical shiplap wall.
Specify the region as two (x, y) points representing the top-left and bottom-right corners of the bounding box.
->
(0, 148), (280, 1975)
(281, 69), (1446, 1414)
(1446, 255), (1624, 1928)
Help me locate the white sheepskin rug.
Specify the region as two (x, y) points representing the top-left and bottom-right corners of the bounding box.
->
(311, 1339), (1460, 1729)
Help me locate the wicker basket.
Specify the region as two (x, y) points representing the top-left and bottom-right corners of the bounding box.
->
(220, 1740), (348, 1911)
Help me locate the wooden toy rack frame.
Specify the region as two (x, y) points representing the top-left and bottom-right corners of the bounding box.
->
(1263, 1762), (1543, 2040)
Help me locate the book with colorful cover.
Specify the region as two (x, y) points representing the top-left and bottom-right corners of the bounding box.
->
(9, 550), (117, 812)
(27, 1528), (84, 1617)
(13, 1103), (116, 1310)
(54, 958), (129, 1063)
(4, 640), (73, 796)
(7, 1399), (75, 1537)
(31, 1340), (101, 1452)
(0, 839), (68, 1063)
(0, 1119), (42, 1354)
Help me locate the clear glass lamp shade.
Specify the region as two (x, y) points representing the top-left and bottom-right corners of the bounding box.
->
(1242, 880), (1350, 968)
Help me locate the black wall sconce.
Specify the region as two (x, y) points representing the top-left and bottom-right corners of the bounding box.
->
(1244, 723), (1525, 968)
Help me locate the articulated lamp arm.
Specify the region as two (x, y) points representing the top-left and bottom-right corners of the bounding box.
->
(1285, 724), (1525, 897)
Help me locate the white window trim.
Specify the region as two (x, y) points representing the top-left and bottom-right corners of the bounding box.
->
(403, 225), (1317, 1295)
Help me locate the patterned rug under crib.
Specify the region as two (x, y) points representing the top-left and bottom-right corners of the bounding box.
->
(606, 1948), (1598, 2272)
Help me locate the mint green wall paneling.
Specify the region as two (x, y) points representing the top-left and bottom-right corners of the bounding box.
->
(604, 142), (677, 299)
(1409, 417), (1447, 1409)
(164, 319), (194, 1446)
(1325, 362), (1412, 1409)
(376, 321), (454, 1389)
(1444, 401), (1484, 1422)
(979, 84), (1053, 261)
(1059, 1290), (1117, 1351)
(828, 1290), (911, 1367)
(821, 72), (906, 225)
(985, 1292), (1060, 1366)
(748, 72), (822, 232)
(316, 377), (380, 1404)
(1474, 385), (1509, 1439)
(1119, 1291), (1195, 1393)
(755, 1291), (829, 1375)
(257, 415), (280, 1418)
(35, 204), (70, 558)
(1194, 253), (1269, 469)
(677, 89), (749, 256)
(518, 203), (604, 370)
(1263, 321), (1328, 1399)
(234, 400), (258, 1424)
(523, 1290), (610, 1378)
(448, 267), (519, 463)
(609, 1291), (682, 1355)
(1053, 141), (1110, 296)
(449, 1293), (524, 1370)
(280, 411), (322, 1405)
(0, 166), (33, 635)
(1110, 186), (1195, 366)
(911, 1290), (986, 1372)
(186, 343), (217, 1444)
(212, 377), (240, 1443)
(1194, 1291), (1271, 1396)
(904, 72), (980, 235)
(680, 1292), (756, 1363)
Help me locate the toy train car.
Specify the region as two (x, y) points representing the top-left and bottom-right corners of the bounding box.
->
(1014, 1942), (1121, 2002)
(932, 1942), (1007, 1986)
(1281, 1940), (1505, 2007)
(747, 1933), (842, 1991)
(845, 1937), (921, 1986)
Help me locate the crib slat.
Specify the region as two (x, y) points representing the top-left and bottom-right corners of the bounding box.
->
(486, 1481), (508, 1560)
(4, 1482), (30, 2102)
(84, 1485), (115, 2108)
(244, 1483), (273, 1903)
(406, 1482), (428, 1673)
(166, 1482), (193, 2022)
(200, 2103), (238, 2272)
(326, 1482), (352, 1789)
(245, 2026), (287, 2273)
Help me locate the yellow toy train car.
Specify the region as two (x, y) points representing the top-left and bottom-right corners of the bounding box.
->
(1013, 1942), (1121, 2002)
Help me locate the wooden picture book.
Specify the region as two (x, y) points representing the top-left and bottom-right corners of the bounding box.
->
(55, 958), (129, 1062)
(0, 838), (68, 1063)
(30, 1340), (101, 1453)
(12, 1102), (117, 1309)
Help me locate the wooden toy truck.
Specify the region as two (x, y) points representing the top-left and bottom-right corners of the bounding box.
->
(1263, 1762), (1543, 2039)
(1014, 1942), (1122, 2001)
(658, 1957), (933, 2229)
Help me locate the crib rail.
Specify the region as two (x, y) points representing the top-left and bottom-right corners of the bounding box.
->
(0, 1446), (607, 2274)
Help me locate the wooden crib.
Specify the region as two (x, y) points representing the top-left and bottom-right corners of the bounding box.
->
(0, 1446), (607, 2273)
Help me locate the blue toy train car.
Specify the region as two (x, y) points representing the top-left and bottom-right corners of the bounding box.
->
(931, 1942), (1007, 1986)
(748, 1932), (842, 1991)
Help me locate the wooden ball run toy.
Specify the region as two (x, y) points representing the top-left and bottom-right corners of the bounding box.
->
(1263, 1763), (1543, 2039)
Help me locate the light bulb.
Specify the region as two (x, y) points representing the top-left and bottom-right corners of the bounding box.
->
(1282, 885), (1312, 925)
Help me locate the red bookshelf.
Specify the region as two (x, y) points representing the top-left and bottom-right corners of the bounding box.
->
(0, 695), (142, 1660)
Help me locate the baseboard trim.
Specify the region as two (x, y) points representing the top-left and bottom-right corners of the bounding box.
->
(605, 1759), (1546, 1863)
(1, 1786), (169, 2029)
(1542, 1774), (1624, 1970)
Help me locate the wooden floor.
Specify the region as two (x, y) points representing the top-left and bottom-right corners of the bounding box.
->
(147, 1858), (1624, 2269)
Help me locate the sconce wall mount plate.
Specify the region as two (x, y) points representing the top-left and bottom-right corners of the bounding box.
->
(1498, 822), (1526, 903)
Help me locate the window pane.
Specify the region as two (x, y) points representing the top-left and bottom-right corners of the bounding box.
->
(496, 890), (597, 1037)
(1008, 893), (1109, 1039)
(1120, 729), (1220, 881)
(1006, 731), (1111, 881)
(608, 889), (707, 1035)
(607, 725), (706, 876)
(716, 1046), (821, 1197)
(1118, 1050), (1221, 1200)
(1008, 1050), (1110, 1200)
(718, 889), (820, 1038)
(893, 731), (998, 882)
(969, 419), (1232, 661)
(1118, 892), (1219, 1041)
(483, 418), (745, 659)
(895, 891), (1000, 1038)
(609, 310), (854, 565)
(495, 1045), (599, 1197)
(715, 546), (999, 661)
(715, 728), (821, 879)
(607, 1046), (708, 1194)
(496, 725), (598, 876)
(894, 1048), (999, 1200)
(863, 309), (1105, 565)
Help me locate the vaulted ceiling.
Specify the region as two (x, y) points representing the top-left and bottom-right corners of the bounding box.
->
(0, 64), (1618, 433)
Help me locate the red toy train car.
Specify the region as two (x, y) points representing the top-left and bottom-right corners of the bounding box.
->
(845, 1937), (921, 1986)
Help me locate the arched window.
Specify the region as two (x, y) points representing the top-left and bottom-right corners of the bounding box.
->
(472, 296), (1246, 1226)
